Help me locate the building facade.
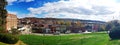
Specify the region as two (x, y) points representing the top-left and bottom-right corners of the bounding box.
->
(6, 14), (18, 30)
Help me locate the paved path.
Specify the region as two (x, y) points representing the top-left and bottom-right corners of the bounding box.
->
(30, 33), (85, 36)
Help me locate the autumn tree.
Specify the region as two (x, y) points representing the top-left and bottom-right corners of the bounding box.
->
(100, 25), (106, 31)
(0, 0), (8, 32)
(76, 21), (83, 27)
(66, 21), (71, 26)
(60, 20), (65, 25)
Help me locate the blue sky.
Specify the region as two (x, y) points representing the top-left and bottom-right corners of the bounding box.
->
(6, 0), (120, 21)
(6, 0), (60, 17)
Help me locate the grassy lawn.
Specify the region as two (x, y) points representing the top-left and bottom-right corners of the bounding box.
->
(19, 33), (120, 45)
(0, 40), (26, 45)
(0, 42), (8, 45)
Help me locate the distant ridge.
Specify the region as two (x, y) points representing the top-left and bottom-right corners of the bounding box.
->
(22, 17), (106, 24)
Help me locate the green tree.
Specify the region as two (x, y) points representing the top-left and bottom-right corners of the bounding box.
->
(0, 0), (8, 33)
(105, 20), (120, 31)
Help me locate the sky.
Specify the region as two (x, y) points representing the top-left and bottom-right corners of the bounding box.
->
(6, 0), (120, 22)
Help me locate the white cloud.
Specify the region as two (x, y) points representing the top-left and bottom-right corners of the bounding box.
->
(8, 11), (18, 15)
(26, 0), (34, 2)
(6, 0), (34, 5)
(27, 0), (120, 22)
(8, 11), (30, 18)
(6, 0), (17, 5)
(18, 0), (34, 2)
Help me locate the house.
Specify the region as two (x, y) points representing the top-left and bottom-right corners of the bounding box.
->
(18, 17), (106, 33)
(6, 14), (18, 31)
(18, 25), (32, 34)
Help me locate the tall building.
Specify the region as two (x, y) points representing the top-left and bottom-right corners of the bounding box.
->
(6, 14), (18, 30)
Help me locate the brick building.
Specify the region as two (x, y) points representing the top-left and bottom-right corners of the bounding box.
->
(6, 14), (18, 30)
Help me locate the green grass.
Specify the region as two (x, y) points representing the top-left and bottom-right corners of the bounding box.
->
(0, 42), (8, 45)
(19, 33), (120, 45)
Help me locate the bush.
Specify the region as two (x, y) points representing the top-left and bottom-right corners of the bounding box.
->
(0, 33), (19, 44)
(109, 26), (120, 40)
(10, 28), (20, 35)
(0, 26), (5, 33)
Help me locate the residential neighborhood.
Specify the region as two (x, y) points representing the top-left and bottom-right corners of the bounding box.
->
(1, 0), (120, 45)
(16, 17), (106, 34)
(5, 14), (106, 34)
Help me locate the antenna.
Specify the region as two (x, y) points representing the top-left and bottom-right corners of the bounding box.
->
(119, 11), (120, 20)
(113, 15), (114, 20)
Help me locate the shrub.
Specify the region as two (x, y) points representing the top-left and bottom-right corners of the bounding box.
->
(0, 33), (19, 44)
(109, 26), (120, 40)
(0, 26), (5, 33)
(10, 28), (20, 35)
